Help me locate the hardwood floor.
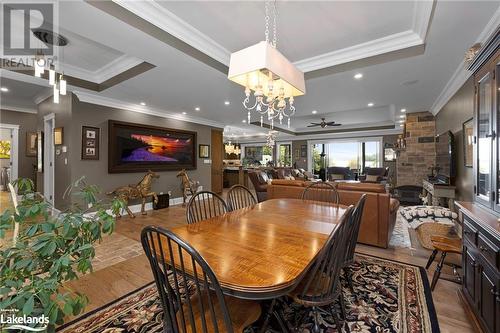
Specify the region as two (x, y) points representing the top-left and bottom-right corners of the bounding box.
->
(65, 204), (474, 332)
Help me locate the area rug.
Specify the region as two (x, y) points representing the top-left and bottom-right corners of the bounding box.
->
(57, 254), (439, 333)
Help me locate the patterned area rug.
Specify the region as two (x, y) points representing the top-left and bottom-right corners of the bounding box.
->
(57, 254), (439, 333)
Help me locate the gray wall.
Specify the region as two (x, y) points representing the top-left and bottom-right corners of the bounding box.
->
(0, 109), (38, 182)
(70, 96), (215, 203)
(435, 77), (474, 201)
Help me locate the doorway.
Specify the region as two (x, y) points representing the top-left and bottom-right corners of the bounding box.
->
(43, 113), (55, 205)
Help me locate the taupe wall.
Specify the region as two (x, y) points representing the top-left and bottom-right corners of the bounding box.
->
(435, 77), (474, 201)
(0, 109), (37, 181)
(70, 96), (215, 203)
(37, 95), (74, 208)
(292, 140), (308, 169)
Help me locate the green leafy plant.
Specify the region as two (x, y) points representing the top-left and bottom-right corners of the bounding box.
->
(0, 177), (125, 332)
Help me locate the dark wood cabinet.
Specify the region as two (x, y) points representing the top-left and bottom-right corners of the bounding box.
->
(456, 202), (500, 333)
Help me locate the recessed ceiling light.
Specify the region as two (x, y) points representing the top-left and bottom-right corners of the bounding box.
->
(224, 101), (230, 105)
(140, 102), (146, 106)
(400, 108), (406, 112)
(398, 120), (404, 123)
(312, 110), (317, 114)
(354, 73), (363, 80)
(195, 107), (200, 111)
(400, 124), (404, 127)
(399, 115), (406, 118)
(0, 87), (9, 92)
(182, 112), (187, 115)
(242, 120), (247, 123)
(367, 103), (374, 107)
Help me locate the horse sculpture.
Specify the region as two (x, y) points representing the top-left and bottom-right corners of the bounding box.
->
(107, 170), (159, 218)
(176, 169), (199, 206)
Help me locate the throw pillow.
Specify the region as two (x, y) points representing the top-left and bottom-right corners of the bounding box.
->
(366, 175), (379, 182)
(329, 174), (344, 180)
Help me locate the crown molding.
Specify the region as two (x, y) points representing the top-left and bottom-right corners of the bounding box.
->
(412, 0), (435, 41)
(60, 55), (144, 83)
(112, 0), (230, 65)
(73, 90), (225, 129)
(1, 105), (37, 114)
(430, 6), (500, 115)
(294, 30), (422, 73)
(33, 88), (54, 105)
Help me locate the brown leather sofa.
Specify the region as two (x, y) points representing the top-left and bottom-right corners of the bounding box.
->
(267, 180), (399, 248)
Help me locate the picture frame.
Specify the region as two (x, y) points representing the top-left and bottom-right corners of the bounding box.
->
(82, 126), (100, 160)
(54, 127), (63, 145)
(384, 148), (397, 162)
(300, 145), (307, 158)
(108, 120), (197, 173)
(199, 144), (210, 158)
(463, 118), (473, 168)
(26, 132), (37, 157)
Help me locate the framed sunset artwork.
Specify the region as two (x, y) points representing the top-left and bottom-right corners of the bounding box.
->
(108, 120), (197, 173)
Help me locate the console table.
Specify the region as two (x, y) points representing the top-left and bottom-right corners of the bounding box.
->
(455, 202), (499, 333)
(422, 179), (456, 209)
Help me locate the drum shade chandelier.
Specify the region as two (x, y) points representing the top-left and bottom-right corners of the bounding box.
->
(228, 0), (305, 129)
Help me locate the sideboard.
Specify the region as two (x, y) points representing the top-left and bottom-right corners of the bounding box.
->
(455, 201), (499, 333)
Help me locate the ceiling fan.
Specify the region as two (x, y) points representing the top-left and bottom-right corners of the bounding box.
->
(307, 118), (342, 128)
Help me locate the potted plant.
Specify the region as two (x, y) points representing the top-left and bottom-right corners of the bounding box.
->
(0, 177), (124, 332)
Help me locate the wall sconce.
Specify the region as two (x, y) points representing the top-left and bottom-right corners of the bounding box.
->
(54, 127), (63, 145)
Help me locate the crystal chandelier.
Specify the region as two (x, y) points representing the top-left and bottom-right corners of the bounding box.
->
(266, 131), (277, 148)
(225, 141), (235, 154)
(228, 0), (305, 129)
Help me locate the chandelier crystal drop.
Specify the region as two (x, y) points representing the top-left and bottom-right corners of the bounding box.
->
(228, 0), (305, 129)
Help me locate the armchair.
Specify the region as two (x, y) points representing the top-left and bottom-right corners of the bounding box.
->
(248, 170), (270, 202)
(359, 167), (389, 183)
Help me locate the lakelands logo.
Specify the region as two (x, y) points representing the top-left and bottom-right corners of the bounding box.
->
(0, 310), (49, 332)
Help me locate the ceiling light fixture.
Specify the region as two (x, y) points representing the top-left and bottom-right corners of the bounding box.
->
(140, 102), (146, 106)
(182, 112), (187, 115)
(354, 73), (363, 79)
(312, 110), (318, 114)
(0, 87), (8, 92)
(195, 107), (200, 111)
(228, 0), (305, 129)
(401, 108), (406, 112)
(367, 103), (374, 107)
(224, 101), (230, 105)
(242, 119), (247, 123)
(399, 115), (406, 118)
(266, 130), (277, 147)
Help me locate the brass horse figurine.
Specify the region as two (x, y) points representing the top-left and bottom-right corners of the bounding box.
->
(107, 170), (160, 218)
(176, 169), (199, 206)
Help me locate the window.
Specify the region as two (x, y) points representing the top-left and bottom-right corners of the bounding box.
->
(277, 143), (292, 167)
(311, 139), (382, 172)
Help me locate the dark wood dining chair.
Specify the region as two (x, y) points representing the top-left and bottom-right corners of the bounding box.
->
(141, 226), (261, 333)
(186, 191), (228, 224)
(227, 185), (257, 211)
(343, 194), (367, 293)
(290, 205), (354, 333)
(301, 181), (340, 205)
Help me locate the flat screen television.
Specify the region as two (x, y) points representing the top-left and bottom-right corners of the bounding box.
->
(435, 131), (455, 184)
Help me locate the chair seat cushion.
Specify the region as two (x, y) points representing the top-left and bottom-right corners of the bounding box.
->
(178, 291), (261, 332)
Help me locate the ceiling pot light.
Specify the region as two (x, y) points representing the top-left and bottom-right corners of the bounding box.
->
(195, 107), (200, 111)
(182, 112), (187, 115)
(367, 103), (374, 107)
(140, 102), (146, 106)
(401, 108), (406, 112)
(224, 101), (230, 105)
(242, 120), (247, 123)
(0, 87), (8, 92)
(354, 73), (363, 79)
(399, 115), (406, 118)
(228, 0), (305, 130)
(312, 110), (317, 114)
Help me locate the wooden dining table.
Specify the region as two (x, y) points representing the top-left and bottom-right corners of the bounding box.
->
(167, 198), (349, 300)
